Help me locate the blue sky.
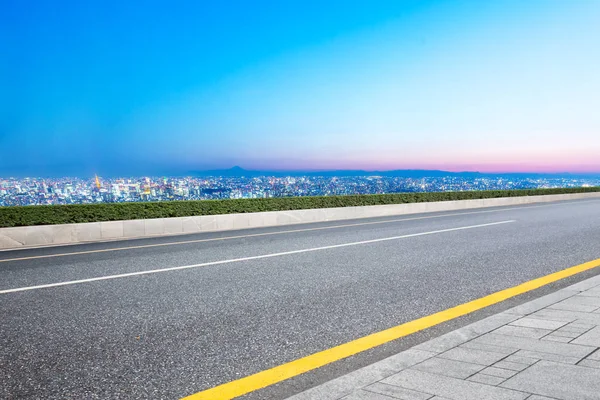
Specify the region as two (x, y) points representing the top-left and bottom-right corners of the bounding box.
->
(1, 0), (599, 176)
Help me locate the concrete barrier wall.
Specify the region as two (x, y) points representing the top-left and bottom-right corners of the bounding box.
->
(1, 192), (599, 250)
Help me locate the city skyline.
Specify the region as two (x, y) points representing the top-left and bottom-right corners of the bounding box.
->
(3, 173), (599, 207)
(2, 1), (600, 176)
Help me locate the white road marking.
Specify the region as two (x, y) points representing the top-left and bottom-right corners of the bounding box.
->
(0, 220), (515, 294)
(1, 199), (597, 262)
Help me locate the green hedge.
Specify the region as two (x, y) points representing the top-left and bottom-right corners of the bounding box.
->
(1, 187), (598, 228)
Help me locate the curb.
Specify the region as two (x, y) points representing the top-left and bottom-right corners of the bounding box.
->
(1, 192), (599, 250)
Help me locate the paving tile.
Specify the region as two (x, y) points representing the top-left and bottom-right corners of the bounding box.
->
(548, 295), (600, 313)
(503, 355), (538, 366)
(412, 331), (474, 354)
(413, 313), (519, 353)
(343, 389), (404, 400)
(501, 360), (600, 399)
(481, 366), (518, 379)
(531, 309), (600, 324)
(566, 322), (597, 330)
(459, 342), (518, 356)
(564, 295), (600, 307)
(573, 320), (600, 328)
(547, 330), (579, 339)
(577, 287), (600, 298)
(438, 347), (508, 366)
(578, 359), (600, 369)
(515, 350), (583, 365)
(493, 361), (529, 371)
(372, 350), (439, 373)
(287, 349), (436, 400)
(586, 349), (600, 361)
(566, 276), (600, 292)
(472, 333), (595, 358)
(412, 357), (484, 379)
(528, 309), (578, 322)
(571, 326), (600, 347)
(468, 373), (506, 386)
(493, 325), (553, 339)
(364, 382), (433, 400)
(509, 317), (568, 330)
(541, 335), (571, 343)
(556, 326), (589, 334)
(382, 369), (529, 400)
(505, 290), (578, 316)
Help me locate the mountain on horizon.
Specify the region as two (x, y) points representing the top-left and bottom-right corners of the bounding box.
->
(191, 166), (600, 179)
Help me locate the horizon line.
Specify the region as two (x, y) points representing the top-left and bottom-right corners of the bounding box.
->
(3, 167), (600, 180)
(200, 166), (600, 174)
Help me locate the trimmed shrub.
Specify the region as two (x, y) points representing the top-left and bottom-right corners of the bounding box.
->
(0, 187), (598, 228)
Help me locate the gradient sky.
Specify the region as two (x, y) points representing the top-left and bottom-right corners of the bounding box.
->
(1, 0), (599, 176)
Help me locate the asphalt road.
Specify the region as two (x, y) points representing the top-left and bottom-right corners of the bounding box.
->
(1, 199), (600, 399)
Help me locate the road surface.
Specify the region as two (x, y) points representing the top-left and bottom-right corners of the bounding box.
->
(1, 198), (600, 399)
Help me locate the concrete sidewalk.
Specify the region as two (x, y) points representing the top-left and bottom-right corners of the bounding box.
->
(288, 274), (600, 400)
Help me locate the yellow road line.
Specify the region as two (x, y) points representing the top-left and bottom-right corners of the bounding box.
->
(1, 199), (598, 263)
(183, 257), (600, 400)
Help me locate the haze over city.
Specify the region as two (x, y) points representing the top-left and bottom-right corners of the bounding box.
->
(2, 0), (599, 177)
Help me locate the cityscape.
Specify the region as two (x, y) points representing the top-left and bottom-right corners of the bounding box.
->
(1, 171), (599, 207)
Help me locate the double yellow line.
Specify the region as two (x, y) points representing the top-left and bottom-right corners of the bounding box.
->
(184, 257), (600, 399)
